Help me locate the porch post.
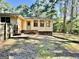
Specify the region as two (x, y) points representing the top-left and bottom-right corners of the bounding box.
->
(4, 23), (6, 40)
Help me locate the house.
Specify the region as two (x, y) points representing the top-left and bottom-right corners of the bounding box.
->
(0, 13), (25, 35)
(21, 17), (53, 35)
(0, 13), (53, 36)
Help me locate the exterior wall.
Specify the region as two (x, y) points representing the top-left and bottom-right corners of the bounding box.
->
(23, 19), (53, 32)
(17, 17), (22, 32)
(22, 20), (27, 30)
(10, 16), (26, 34)
(38, 20), (53, 31)
(27, 19), (53, 31)
(10, 17), (17, 25)
(11, 16), (24, 34)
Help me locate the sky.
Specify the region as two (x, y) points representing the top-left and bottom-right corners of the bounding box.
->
(5, 0), (36, 7)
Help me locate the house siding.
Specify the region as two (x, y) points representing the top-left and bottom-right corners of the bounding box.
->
(21, 18), (53, 35)
(22, 19), (53, 35)
(10, 17), (17, 25)
(28, 19), (53, 31)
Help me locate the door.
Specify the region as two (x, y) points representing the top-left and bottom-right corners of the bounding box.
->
(27, 21), (31, 30)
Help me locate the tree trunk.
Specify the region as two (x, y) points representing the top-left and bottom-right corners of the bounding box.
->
(63, 0), (67, 33)
(76, 0), (78, 17)
(70, 0), (74, 33)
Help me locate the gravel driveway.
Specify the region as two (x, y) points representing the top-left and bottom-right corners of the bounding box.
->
(0, 35), (79, 59)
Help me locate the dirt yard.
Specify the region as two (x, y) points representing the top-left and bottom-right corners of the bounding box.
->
(0, 35), (79, 59)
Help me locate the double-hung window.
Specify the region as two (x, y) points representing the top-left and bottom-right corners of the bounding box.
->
(40, 20), (44, 27)
(34, 20), (38, 27)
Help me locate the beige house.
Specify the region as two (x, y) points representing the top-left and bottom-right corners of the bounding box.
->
(0, 13), (53, 36)
(21, 17), (53, 35)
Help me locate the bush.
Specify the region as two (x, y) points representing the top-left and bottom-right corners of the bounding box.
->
(53, 21), (63, 32)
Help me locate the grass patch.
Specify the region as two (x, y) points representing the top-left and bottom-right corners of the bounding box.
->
(37, 44), (54, 59)
(53, 33), (79, 42)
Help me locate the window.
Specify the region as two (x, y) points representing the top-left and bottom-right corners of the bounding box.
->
(6, 17), (10, 23)
(40, 20), (44, 27)
(46, 20), (50, 27)
(1, 17), (5, 22)
(34, 20), (38, 27)
(1, 17), (10, 23)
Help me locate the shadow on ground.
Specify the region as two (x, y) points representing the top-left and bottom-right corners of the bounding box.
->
(0, 36), (79, 59)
